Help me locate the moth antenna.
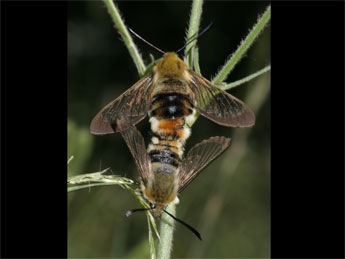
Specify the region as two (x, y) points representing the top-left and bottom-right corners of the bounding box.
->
(125, 208), (150, 217)
(128, 27), (165, 54)
(176, 22), (213, 54)
(163, 209), (202, 241)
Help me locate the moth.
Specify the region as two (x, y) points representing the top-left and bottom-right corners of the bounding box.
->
(90, 52), (255, 137)
(90, 53), (254, 195)
(90, 28), (254, 239)
(117, 119), (231, 240)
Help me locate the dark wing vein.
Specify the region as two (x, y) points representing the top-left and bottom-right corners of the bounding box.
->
(188, 70), (255, 127)
(178, 136), (231, 193)
(90, 73), (153, 135)
(118, 119), (150, 186)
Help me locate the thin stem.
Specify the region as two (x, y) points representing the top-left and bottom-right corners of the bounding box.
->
(157, 203), (176, 259)
(222, 65), (271, 90)
(102, 0), (146, 76)
(68, 183), (126, 192)
(184, 0), (204, 68)
(147, 215), (157, 259)
(193, 47), (201, 75)
(67, 168), (135, 192)
(212, 5), (271, 84)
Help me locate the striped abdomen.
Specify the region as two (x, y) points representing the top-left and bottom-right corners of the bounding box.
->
(144, 82), (195, 208)
(148, 92), (194, 162)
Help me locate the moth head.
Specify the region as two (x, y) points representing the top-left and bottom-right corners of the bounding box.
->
(156, 52), (186, 78)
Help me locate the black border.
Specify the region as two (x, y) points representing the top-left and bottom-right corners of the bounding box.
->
(1, 1), (344, 259)
(1, 2), (67, 258)
(271, 2), (344, 258)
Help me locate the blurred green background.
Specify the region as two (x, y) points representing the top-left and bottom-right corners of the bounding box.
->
(68, 1), (270, 258)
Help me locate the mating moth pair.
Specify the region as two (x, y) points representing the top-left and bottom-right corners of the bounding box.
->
(90, 51), (254, 239)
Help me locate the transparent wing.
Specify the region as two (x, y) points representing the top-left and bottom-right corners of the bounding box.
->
(188, 70), (255, 127)
(90, 73), (153, 135)
(178, 136), (231, 193)
(118, 119), (151, 186)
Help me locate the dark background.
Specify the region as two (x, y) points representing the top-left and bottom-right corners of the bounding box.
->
(68, 2), (270, 258)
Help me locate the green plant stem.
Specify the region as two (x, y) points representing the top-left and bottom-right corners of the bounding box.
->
(184, 0), (203, 68)
(212, 5), (271, 84)
(147, 215), (157, 259)
(68, 182), (126, 192)
(193, 47), (201, 75)
(222, 65), (271, 90)
(102, 0), (146, 76)
(157, 203), (176, 259)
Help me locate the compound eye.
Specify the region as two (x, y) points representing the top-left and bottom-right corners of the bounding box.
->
(150, 203), (156, 210)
